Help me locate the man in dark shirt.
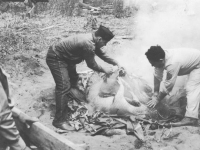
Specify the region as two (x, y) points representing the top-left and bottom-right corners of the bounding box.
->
(46, 25), (120, 130)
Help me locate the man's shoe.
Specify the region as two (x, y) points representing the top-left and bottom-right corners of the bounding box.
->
(166, 117), (198, 127)
(52, 121), (75, 131)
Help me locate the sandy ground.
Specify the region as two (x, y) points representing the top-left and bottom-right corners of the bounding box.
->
(2, 1), (200, 149)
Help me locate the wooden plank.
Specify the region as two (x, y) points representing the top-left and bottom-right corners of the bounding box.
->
(12, 107), (89, 150)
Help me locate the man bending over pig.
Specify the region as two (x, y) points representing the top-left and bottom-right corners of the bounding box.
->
(46, 25), (122, 130)
(145, 45), (200, 126)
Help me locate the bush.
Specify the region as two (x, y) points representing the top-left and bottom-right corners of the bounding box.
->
(1, 0), (138, 17)
(113, 0), (138, 18)
(35, 0), (78, 16)
(0, 14), (48, 58)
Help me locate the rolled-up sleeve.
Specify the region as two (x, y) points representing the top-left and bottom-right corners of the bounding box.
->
(95, 46), (118, 66)
(83, 42), (105, 72)
(160, 63), (180, 94)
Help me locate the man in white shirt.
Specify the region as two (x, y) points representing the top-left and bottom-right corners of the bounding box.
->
(145, 45), (200, 126)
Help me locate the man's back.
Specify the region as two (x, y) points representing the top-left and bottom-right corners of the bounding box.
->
(165, 48), (200, 75)
(54, 33), (95, 63)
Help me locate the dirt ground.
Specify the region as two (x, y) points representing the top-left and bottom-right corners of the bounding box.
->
(1, 3), (200, 149)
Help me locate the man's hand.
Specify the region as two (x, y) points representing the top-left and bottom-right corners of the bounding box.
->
(153, 92), (158, 97)
(18, 112), (38, 129)
(103, 67), (113, 76)
(147, 95), (159, 108)
(19, 113), (38, 125)
(12, 107), (39, 128)
(117, 65), (126, 76)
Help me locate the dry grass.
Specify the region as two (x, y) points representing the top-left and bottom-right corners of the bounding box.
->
(0, 15), (46, 56)
(0, 13), (54, 78)
(36, 0), (77, 16)
(0, 0), (137, 79)
(1, 0), (138, 17)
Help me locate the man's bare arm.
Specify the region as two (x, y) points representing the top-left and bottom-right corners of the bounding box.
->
(154, 76), (160, 95)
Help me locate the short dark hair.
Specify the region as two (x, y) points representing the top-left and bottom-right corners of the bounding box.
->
(95, 25), (114, 41)
(145, 45), (165, 61)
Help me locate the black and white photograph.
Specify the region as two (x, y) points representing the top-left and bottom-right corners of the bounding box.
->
(0, 0), (200, 149)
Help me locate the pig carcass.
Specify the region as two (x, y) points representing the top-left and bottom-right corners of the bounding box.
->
(83, 69), (186, 120)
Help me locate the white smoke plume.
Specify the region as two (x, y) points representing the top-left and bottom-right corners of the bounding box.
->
(112, 0), (200, 88)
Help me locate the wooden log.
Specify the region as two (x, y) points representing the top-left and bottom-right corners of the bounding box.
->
(12, 107), (89, 150)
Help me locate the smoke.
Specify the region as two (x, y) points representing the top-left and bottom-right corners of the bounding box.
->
(113, 0), (200, 89)
(133, 0), (200, 48)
